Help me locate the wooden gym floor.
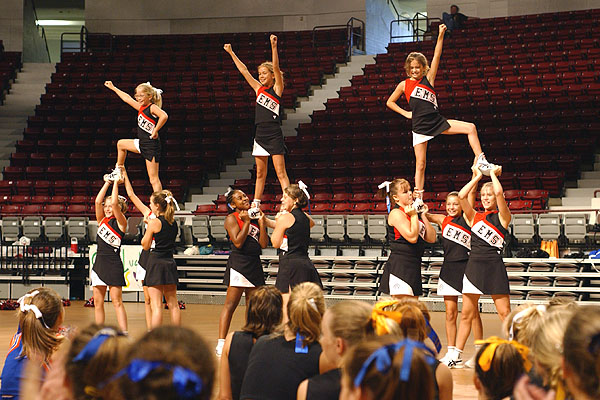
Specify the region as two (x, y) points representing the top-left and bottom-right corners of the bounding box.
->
(0, 301), (506, 399)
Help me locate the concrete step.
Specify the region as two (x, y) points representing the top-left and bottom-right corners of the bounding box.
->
(595, 153), (600, 162)
(203, 186), (230, 195)
(594, 162), (600, 170)
(207, 178), (235, 187)
(576, 179), (600, 188)
(240, 150), (253, 158)
(236, 157), (255, 166)
(581, 171), (600, 179)
(225, 164), (252, 173)
(560, 197), (592, 207)
(565, 188), (599, 197)
(220, 171), (251, 179)
(190, 194), (219, 204)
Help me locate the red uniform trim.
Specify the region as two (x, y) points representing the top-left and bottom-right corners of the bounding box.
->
(100, 216), (123, 239)
(257, 86), (280, 104)
(473, 211), (504, 239)
(404, 78), (436, 102)
(393, 206), (411, 240)
(137, 104), (156, 124)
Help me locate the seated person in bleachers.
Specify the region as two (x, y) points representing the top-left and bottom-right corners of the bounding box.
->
(442, 5), (468, 32)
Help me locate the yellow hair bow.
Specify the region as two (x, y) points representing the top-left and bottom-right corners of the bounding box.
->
(372, 299), (403, 336)
(475, 336), (532, 372)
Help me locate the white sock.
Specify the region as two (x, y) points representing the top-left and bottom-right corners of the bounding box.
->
(446, 346), (455, 353)
(216, 338), (225, 347)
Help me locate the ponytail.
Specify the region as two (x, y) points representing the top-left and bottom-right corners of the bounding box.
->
(151, 190), (176, 224)
(284, 282), (325, 346)
(18, 288), (63, 362)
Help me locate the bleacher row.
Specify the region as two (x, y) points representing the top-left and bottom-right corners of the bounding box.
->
(0, 41), (22, 104)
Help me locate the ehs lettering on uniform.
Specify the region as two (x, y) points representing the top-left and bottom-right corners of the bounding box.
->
(443, 223), (471, 249)
(257, 92), (280, 116)
(411, 86), (439, 109)
(248, 224), (260, 242)
(473, 220), (504, 249)
(138, 113), (155, 134)
(97, 223), (122, 249)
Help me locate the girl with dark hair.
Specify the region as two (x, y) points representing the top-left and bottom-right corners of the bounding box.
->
(218, 286), (283, 400)
(216, 189), (269, 357)
(224, 35), (290, 211)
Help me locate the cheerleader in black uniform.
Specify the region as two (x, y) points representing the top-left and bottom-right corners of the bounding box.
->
(378, 179), (436, 299)
(216, 189), (269, 357)
(142, 190), (180, 328)
(426, 185), (483, 367)
(92, 180), (128, 333)
(224, 35), (290, 210)
(104, 81), (168, 192)
(386, 23), (497, 206)
(445, 165), (511, 368)
(269, 183), (322, 316)
(122, 170), (154, 331)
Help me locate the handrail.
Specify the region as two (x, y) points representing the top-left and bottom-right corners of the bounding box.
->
(60, 26), (112, 61)
(387, 0), (401, 19)
(31, 0), (51, 62)
(594, 190), (600, 198)
(390, 16), (442, 43)
(312, 17), (365, 61)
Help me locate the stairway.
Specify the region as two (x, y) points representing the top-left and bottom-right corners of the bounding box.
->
(553, 153), (600, 209)
(0, 63), (55, 175)
(185, 54), (377, 210)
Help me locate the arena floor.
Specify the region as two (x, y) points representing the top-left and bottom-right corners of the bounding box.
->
(0, 301), (506, 399)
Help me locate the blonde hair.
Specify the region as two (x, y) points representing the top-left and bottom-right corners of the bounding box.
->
(404, 52), (429, 77)
(503, 304), (547, 346)
(65, 324), (130, 399)
(18, 287), (64, 362)
(151, 190), (175, 224)
(327, 301), (374, 347)
(136, 82), (163, 108)
(342, 336), (434, 400)
(563, 305), (600, 399)
(104, 195), (128, 213)
(285, 282), (325, 346)
(531, 307), (577, 394)
(258, 61), (285, 87)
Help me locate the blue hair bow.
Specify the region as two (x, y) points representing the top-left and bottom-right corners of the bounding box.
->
(73, 328), (123, 362)
(113, 359), (203, 399)
(353, 339), (436, 387)
(425, 318), (442, 353)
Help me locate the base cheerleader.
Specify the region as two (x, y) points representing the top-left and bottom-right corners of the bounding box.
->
(378, 179), (436, 298)
(91, 180), (128, 333)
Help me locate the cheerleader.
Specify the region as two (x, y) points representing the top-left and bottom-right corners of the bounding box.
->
(142, 190), (180, 328)
(268, 183), (322, 317)
(224, 35), (290, 210)
(378, 179), (436, 299)
(444, 165), (511, 368)
(104, 81), (168, 192)
(122, 170), (154, 331)
(92, 180), (128, 333)
(216, 189), (269, 357)
(426, 184), (483, 367)
(385, 23), (497, 206)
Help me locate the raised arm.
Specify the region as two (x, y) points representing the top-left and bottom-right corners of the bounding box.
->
(386, 81), (413, 119)
(270, 35), (284, 97)
(94, 181), (111, 224)
(389, 206), (420, 243)
(104, 81), (140, 111)
(419, 204), (438, 243)
(110, 181), (128, 233)
(148, 104), (168, 139)
(123, 171), (150, 217)
(271, 212), (294, 248)
(257, 212), (269, 249)
(426, 24), (447, 86)
(490, 166), (511, 229)
(458, 166), (483, 225)
(223, 44), (262, 93)
(426, 211), (446, 226)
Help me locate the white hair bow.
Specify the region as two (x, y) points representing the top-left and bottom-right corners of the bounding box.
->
(508, 305), (546, 340)
(154, 87), (163, 96)
(17, 290), (50, 329)
(307, 298), (318, 312)
(165, 195), (180, 211)
(298, 180), (310, 199)
(378, 181), (391, 193)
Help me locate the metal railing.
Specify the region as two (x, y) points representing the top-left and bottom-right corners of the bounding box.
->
(31, 0), (51, 62)
(60, 26), (112, 61)
(390, 15), (442, 43)
(312, 17), (365, 61)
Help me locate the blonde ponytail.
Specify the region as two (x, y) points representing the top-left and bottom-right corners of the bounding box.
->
(285, 282), (325, 346)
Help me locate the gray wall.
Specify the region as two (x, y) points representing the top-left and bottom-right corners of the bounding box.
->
(366, 0), (401, 54)
(85, 0), (366, 34)
(23, 0), (51, 62)
(428, 0), (600, 19)
(0, 0), (24, 51)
